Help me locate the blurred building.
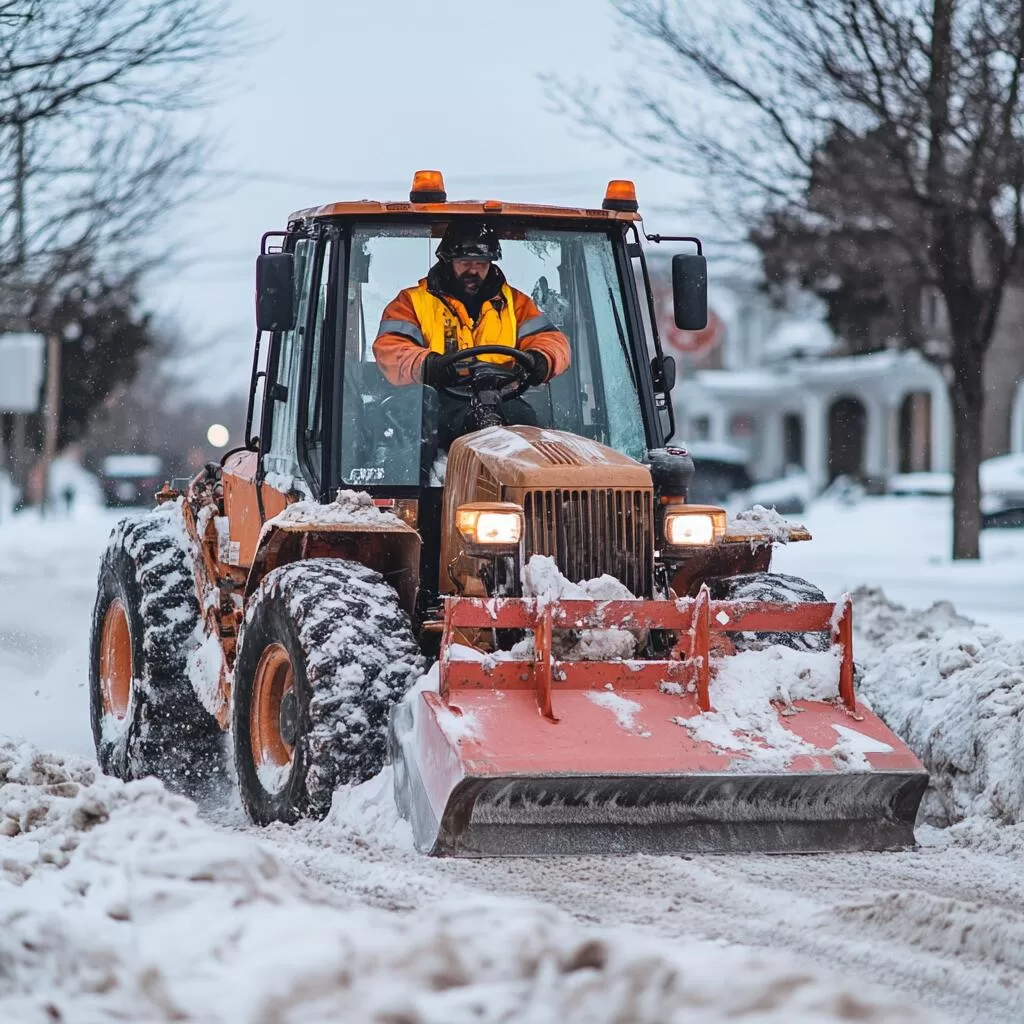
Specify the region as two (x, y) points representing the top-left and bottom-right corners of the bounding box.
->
(653, 257), (1023, 493)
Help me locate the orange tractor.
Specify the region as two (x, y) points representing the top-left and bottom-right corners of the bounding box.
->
(89, 171), (927, 854)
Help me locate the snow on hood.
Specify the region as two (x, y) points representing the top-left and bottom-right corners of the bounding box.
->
(0, 740), (928, 1023)
(851, 587), (1024, 828)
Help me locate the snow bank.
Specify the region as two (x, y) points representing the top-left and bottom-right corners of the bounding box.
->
(0, 740), (929, 1023)
(852, 588), (1024, 827)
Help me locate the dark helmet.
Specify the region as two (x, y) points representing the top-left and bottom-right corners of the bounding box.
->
(435, 220), (502, 262)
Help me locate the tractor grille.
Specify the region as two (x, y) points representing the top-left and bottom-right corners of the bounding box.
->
(522, 488), (654, 596)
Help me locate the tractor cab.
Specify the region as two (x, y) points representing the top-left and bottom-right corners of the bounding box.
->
(247, 175), (708, 614)
(248, 172), (707, 616)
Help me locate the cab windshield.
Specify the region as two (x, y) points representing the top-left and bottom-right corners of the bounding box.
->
(340, 222), (647, 487)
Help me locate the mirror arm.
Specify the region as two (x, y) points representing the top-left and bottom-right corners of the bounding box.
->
(627, 223), (676, 442)
(244, 353), (265, 451)
(643, 233), (704, 256)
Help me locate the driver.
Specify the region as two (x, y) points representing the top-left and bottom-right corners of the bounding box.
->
(372, 220), (570, 391)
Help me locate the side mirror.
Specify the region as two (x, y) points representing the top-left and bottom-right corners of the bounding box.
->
(256, 252), (296, 332)
(651, 354), (676, 394)
(672, 252), (708, 331)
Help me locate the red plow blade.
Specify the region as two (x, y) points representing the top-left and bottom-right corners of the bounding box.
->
(389, 589), (928, 856)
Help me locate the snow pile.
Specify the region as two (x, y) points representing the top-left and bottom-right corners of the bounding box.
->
(587, 689), (649, 735)
(673, 647), (872, 771)
(260, 489), (401, 539)
(727, 504), (807, 543)
(851, 588), (1024, 827)
(522, 554), (639, 660)
(0, 741), (929, 1024)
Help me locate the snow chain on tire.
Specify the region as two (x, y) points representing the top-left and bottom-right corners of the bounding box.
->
(89, 502), (227, 799)
(706, 572), (831, 652)
(232, 558), (423, 825)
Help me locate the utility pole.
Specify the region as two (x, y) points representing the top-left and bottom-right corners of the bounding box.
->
(8, 113), (30, 502)
(4, 4), (43, 513)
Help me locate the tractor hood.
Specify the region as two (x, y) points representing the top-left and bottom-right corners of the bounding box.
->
(452, 425), (652, 491)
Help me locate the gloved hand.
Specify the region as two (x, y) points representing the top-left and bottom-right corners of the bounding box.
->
(421, 353), (460, 389)
(519, 349), (550, 385)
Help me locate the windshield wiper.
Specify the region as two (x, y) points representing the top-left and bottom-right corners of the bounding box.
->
(609, 287), (638, 392)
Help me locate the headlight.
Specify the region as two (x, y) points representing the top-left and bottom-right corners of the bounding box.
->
(456, 503), (523, 549)
(664, 510), (716, 546)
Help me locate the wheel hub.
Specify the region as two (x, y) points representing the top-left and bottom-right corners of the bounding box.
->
(99, 598), (132, 720)
(279, 689), (299, 747)
(250, 642), (296, 777)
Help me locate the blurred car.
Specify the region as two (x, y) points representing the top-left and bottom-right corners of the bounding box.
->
(683, 441), (753, 505)
(980, 453), (1024, 528)
(889, 454), (1024, 528)
(100, 454), (164, 507)
(683, 441), (810, 514)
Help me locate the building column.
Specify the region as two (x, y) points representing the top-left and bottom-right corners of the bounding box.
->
(802, 392), (827, 493)
(931, 381), (952, 472)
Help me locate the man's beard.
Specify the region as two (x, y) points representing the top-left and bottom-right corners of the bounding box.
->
(457, 271), (484, 294)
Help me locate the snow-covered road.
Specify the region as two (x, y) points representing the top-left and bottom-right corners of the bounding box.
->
(3, 496), (1024, 1022)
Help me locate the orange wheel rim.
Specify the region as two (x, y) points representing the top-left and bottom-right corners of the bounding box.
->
(100, 599), (132, 719)
(250, 643), (296, 776)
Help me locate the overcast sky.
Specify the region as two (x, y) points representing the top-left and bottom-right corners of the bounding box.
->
(154, 0), (694, 397)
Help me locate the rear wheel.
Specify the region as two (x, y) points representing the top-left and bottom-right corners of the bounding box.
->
(89, 504), (227, 798)
(232, 558), (422, 825)
(707, 572), (830, 652)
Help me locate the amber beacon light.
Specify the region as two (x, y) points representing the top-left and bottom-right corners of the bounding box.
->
(410, 169), (447, 203)
(602, 179), (639, 212)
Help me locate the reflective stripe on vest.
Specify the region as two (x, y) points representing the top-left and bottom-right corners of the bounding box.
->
(407, 281), (518, 364)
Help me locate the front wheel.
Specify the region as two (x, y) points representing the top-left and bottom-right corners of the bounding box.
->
(232, 558), (422, 825)
(706, 572), (831, 652)
(89, 504), (227, 799)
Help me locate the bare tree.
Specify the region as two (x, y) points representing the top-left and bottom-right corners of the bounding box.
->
(0, 0), (237, 293)
(553, 0), (1024, 559)
(0, 0), (239, 486)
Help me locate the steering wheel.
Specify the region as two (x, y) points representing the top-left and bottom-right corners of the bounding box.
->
(436, 346), (533, 400)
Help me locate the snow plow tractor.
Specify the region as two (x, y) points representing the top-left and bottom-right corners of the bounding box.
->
(89, 171), (927, 855)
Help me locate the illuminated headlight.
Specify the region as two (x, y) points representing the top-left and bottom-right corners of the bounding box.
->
(456, 503), (523, 548)
(665, 511), (716, 546)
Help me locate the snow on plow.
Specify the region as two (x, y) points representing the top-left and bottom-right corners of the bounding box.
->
(389, 588), (928, 856)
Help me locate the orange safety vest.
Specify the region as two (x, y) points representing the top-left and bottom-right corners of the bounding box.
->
(407, 279), (518, 364)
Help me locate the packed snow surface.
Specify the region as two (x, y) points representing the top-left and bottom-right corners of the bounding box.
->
(0, 742), (938, 1023)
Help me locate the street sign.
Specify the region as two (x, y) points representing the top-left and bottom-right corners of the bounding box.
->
(0, 333), (45, 412)
(662, 304), (725, 355)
